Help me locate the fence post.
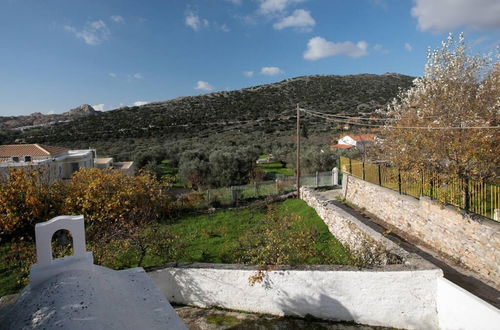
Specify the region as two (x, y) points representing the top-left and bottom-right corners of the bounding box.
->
(398, 170), (402, 194)
(378, 164), (382, 186)
(494, 209), (499, 221)
(230, 186), (236, 205)
(420, 171), (424, 197)
(349, 157), (352, 174)
(275, 179), (279, 194)
(254, 182), (258, 197)
(362, 161), (365, 180)
(207, 189), (211, 205)
(332, 167), (339, 186)
(464, 179), (470, 211)
(315, 171), (319, 187)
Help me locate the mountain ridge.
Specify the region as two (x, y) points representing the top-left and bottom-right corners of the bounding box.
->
(0, 73), (415, 159)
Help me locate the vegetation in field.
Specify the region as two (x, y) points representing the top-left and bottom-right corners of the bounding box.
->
(257, 156), (294, 179)
(0, 198), (357, 296)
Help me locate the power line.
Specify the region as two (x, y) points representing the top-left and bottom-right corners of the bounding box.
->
(300, 108), (500, 130)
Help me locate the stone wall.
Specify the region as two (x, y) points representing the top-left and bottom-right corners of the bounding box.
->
(300, 187), (415, 266)
(342, 174), (500, 289)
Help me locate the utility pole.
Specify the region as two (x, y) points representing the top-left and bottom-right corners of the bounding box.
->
(296, 103), (301, 199)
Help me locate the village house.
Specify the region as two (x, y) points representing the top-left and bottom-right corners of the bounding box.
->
(0, 144), (95, 180)
(94, 157), (135, 176)
(330, 133), (377, 151)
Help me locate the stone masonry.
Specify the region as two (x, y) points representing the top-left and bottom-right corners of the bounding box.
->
(342, 174), (500, 289)
(300, 187), (428, 268)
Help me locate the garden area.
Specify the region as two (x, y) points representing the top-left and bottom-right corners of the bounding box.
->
(0, 167), (358, 297)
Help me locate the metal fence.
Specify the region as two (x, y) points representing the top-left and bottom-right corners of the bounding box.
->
(200, 171), (337, 206)
(339, 156), (500, 221)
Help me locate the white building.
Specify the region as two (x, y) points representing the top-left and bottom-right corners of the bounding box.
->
(331, 134), (376, 150)
(0, 144), (95, 180)
(94, 157), (135, 176)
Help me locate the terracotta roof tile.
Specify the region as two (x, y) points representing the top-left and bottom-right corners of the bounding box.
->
(0, 144), (69, 158)
(330, 144), (354, 150)
(339, 134), (376, 142)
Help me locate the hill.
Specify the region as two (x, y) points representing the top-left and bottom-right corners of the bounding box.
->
(0, 104), (100, 131)
(1, 73), (414, 161)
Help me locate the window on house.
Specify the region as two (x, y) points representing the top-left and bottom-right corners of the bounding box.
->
(24, 156), (32, 162)
(71, 162), (80, 173)
(11, 156), (19, 162)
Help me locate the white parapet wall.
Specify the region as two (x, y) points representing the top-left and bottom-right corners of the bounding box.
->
(437, 277), (500, 330)
(149, 264), (442, 330)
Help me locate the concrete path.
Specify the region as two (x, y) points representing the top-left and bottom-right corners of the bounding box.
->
(316, 189), (500, 309)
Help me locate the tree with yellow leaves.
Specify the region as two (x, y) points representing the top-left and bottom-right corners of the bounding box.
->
(378, 33), (499, 207)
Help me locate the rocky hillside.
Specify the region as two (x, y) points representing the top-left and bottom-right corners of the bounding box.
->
(0, 104), (100, 131)
(3, 74), (413, 144)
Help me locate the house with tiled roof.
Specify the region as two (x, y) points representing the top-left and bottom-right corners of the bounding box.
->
(330, 134), (377, 151)
(0, 144), (95, 180)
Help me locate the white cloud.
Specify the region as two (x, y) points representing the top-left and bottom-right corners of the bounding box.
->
(404, 42), (413, 52)
(64, 20), (111, 46)
(109, 72), (117, 78)
(259, 0), (305, 14)
(133, 73), (143, 79)
(133, 101), (149, 106)
(219, 24), (231, 32)
(47, 110), (55, 115)
(92, 104), (106, 111)
(195, 80), (214, 91)
(110, 15), (124, 23)
(374, 44), (389, 54)
(243, 71), (254, 77)
(260, 66), (283, 75)
(185, 12), (210, 31)
(273, 9), (315, 31)
(303, 37), (369, 60)
(411, 0), (500, 32)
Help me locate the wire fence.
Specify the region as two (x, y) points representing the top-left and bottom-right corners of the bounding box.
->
(198, 171), (337, 206)
(339, 156), (500, 221)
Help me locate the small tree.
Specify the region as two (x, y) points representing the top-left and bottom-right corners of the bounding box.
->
(378, 34), (499, 206)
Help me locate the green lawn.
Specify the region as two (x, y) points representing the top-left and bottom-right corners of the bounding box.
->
(0, 199), (356, 297)
(141, 199), (355, 267)
(257, 155), (294, 178)
(159, 159), (184, 187)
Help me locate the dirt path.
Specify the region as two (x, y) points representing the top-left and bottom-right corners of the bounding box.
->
(174, 306), (390, 330)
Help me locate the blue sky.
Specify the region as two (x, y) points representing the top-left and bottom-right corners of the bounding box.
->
(0, 0), (499, 116)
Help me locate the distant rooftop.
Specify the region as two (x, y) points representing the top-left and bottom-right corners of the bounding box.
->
(94, 157), (113, 165)
(0, 144), (69, 158)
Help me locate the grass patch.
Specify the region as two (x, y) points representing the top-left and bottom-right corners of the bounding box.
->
(206, 314), (241, 327)
(141, 199), (355, 267)
(258, 162), (294, 178)
(160, 159), (184, 187)
(0, 245), (24, 297)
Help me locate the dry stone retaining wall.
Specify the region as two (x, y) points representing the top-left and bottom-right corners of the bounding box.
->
(342, 175), (500, 289)
(300, 187), (422, 267)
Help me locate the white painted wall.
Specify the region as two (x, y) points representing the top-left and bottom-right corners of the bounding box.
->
(149, 266), (441, 329)
(338, 136), (357, 146)
(437, 278), (500, 330)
